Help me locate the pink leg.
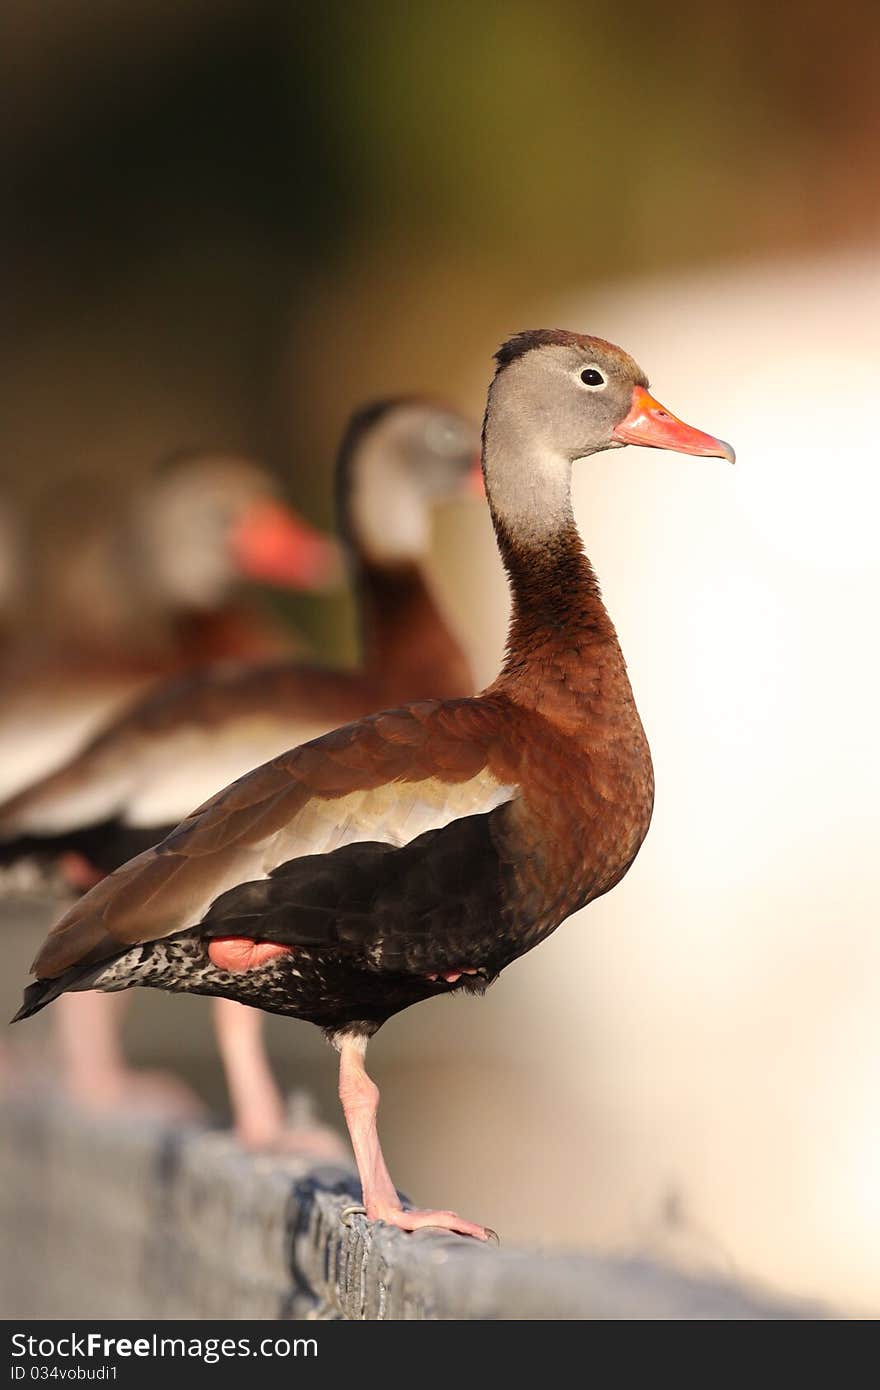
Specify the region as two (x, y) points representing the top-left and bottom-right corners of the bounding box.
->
(59, 851), (104, 892)
(212, 996), (345, 1157)
(337, 1036), (490, 1240)
(55, 991), (202, 1118)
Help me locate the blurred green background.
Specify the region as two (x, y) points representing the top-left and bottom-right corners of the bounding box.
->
(5, 0), (878, 502)
(5, 0), (877, 651)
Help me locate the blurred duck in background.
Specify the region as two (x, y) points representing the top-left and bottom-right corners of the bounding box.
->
(0, 451), (338, 809)
(0, 399), (480, 1142)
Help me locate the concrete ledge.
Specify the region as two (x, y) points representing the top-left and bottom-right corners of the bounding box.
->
(0, 1093), (825, 1319)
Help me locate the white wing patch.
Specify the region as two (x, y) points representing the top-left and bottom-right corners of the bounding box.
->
(124, 720), (330, 828)
(0, 681), (146, 809)
(166, 767), (518, 938)
(6, 717), (330, 836)
(257, 770), (517, 876)
(8, 763), (133, 837)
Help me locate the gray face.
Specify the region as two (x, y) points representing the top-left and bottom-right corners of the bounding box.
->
(481, 338), (652, 547)
(349, 403), (479, 564)
(141, 455), (277, 608)
(396, 406), (480, 499)
(488, 341), (644, 463)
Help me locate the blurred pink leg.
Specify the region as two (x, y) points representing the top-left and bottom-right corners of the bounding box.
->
(212, 996), (344, 1157)
(55, 991), (202, 1118)
(213, 997), (285, 1146)
(337, 1036), (490, 1240)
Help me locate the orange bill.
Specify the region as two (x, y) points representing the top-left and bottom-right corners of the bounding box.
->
(468, 455), (486, 496)
(612, 386), (735, 463)
(231, 500), (340, 590)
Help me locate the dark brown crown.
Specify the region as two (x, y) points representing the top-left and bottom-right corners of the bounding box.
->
(494, 329), (648, 386)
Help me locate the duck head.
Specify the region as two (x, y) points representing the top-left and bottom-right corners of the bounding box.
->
(142, 452), (339, 609)
(339, 399), (481, 566)
(490, 329), (734, 466)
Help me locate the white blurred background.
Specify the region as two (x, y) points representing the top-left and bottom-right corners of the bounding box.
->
(407, 248), (880, 1309)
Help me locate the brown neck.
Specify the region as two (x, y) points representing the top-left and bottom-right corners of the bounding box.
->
(497, 516), (617, 652)
(493, 522), (636, 730)
(482, 415), (630, 723)
(357, 560), (473, 702)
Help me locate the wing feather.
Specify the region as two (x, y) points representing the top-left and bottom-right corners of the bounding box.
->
(32, 699), (518, 979)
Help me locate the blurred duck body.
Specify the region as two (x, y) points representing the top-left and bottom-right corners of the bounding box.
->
(0, 453), (335, 807)
(1, 400), (479, 1141)
(15, 332), (732, 1236)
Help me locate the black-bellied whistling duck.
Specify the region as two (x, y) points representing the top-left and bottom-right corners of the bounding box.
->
(15, 331), (733, 1237)
(1, 400), (479, 1137)
(0, 452), (336, 806)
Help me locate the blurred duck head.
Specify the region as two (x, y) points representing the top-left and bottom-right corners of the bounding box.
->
(141, 452), (340, 610)
(339, 399), (481, 566)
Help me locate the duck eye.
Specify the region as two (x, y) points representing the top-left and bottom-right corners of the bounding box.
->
(580, 368), (605, 388)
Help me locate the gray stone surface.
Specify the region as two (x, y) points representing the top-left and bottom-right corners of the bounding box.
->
(0, 1093), (826, 1320)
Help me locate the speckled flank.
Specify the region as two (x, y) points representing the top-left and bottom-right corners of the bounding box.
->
(94, 929), (493, 1038)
